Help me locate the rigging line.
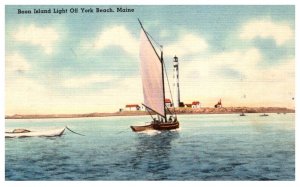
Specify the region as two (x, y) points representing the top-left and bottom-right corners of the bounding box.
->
(162, 59), (177, 117)
(145, 106), (155, 121)
(116, 129), (128, 134)
(142, 104), (164, 118)
(165, 105), (172, 114)
(146, 31), (163, 50)
(65, 126), (85, 136)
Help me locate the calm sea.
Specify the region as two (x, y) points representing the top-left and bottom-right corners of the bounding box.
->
(5, 113), (295, 180)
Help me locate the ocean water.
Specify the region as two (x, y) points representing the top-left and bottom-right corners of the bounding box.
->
(5, 113), (294, 180)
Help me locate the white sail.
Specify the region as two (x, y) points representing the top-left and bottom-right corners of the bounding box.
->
(140, 29), (165, 117)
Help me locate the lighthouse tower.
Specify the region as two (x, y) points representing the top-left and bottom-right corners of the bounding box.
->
(173, 55), (180, 108)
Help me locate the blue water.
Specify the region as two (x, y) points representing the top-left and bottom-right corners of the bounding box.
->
(5, 113), (294, 180)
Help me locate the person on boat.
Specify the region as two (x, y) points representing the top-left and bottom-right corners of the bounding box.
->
(168, 116), (173, 122)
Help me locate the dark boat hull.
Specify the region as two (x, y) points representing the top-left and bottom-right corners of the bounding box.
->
(130, 121), (179, 132)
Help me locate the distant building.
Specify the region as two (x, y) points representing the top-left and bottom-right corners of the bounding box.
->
(192, 101), (201, 108)
(214, 99), (222, 108)
(185, 104), (192, 108)
(165, 98), (173, 108)
(125, 104), (140, 111)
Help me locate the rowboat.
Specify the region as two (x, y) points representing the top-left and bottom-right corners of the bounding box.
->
(5, 127), (66, 138)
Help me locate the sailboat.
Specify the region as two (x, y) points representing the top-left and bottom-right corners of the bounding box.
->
(130, 20), (179, 132)
(240, 112), (246, 116)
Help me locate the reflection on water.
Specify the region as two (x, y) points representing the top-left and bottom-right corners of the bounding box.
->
(130, 131), (179, 180)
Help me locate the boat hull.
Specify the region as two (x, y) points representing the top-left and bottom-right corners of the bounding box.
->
(5, 127), (66, 138)
(260, 114), (269, 117)
(130, 121), (179, 132)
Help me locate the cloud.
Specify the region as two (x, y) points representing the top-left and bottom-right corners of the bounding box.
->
(182, 48), (261, 82)
(60, 76), (142, 113)
(159, 29), (169, 38)
(178, 47), (294, 108)
(6, 53), (30, 74)
(6, 20), (295, 115)
(87, 26), (208, 60)
(5, 74), (143, 115)
(63, 74), (117, 88)
(165, 33), (208, 57)
(5, 77), (49, 114)
(240, 19), (294, 46)
(96, 77), (143, 107)
(93, 25), (138, 55)
(13, 24), (59, 54)
(58, 76), (142, 113)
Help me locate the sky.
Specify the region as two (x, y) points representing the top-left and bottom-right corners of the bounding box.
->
(5, 5), (295, 115)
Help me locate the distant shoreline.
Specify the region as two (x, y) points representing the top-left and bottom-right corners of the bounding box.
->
(5, 107), (295, 119)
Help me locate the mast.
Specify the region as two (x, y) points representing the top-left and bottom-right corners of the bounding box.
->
(161, 50), (167, 122)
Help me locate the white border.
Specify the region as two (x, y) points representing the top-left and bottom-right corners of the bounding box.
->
(1, 0), (298, 5)
(1, 0), (298, 187)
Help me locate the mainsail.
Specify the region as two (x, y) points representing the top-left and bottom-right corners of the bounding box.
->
(139, 29), (165, 117)
(130, 20), (180, 132)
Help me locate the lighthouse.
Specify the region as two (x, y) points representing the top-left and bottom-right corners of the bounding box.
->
(173, 55), (180, 107)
